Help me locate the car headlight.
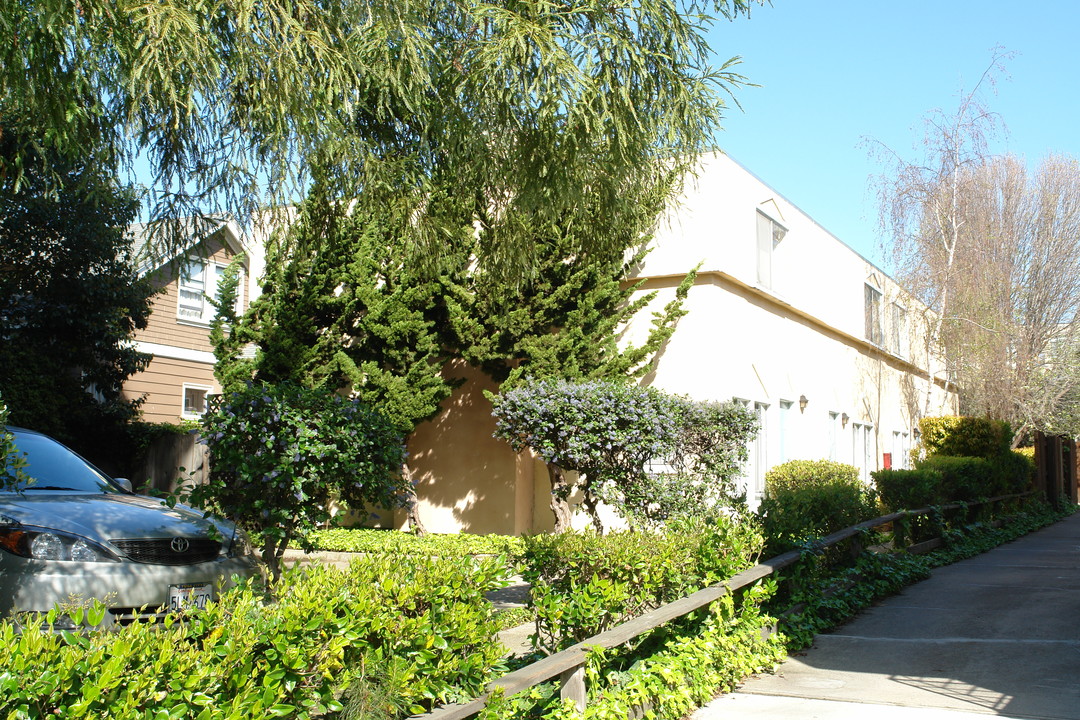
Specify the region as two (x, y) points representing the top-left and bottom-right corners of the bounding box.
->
(0, 526), (120, 562)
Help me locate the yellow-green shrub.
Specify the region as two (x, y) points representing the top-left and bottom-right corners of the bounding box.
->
(520, 516), (763, 652)
(757, 460), (877, 556)
(916, 416), (1012, 459)
(0, 554), (509, 719)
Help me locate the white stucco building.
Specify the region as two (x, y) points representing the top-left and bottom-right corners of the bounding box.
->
(621, 152), (956, 504)
(402, 152), (957, 533)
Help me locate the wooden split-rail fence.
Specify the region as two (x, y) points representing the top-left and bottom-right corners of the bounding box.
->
(415, 490), (1042, 719)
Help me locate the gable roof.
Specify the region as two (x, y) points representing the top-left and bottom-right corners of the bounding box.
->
(127, 214), (247, 277)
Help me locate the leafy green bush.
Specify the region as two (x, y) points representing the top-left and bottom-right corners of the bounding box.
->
(916, 455), (994, 502)
(302, 528), (524, 557)
(917, 416), (1013, 459)
(0, 554), (509, 719)
(520, 516), (763, 652)
(491, 379), (757, 530)
(190, 381), (408, 579)
(757, 460), (877, 555)
(872, 466), (943, 512)
(992, 450), (1035, 494)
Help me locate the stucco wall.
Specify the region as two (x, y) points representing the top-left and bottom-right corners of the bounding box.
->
(404, 363), (533, 535)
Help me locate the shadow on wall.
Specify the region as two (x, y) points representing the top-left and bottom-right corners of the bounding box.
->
(408, 364), (520, 536)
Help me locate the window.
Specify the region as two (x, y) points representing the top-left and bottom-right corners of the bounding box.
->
(864, 283), (883, 345)
(851, 423), (874, 482)
(828, 412), (840, 461)
(891, 303), (908, 357)
(892, 431), (910, 470)
(182, 384), (213, 419)
(178, 259), (237, 325)
(778, 400), (792, 463)
(756, 211), (787, 288)
(750, 402), (769, 500)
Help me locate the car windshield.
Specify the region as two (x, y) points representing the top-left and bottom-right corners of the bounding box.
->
(2, 430), (119, 493)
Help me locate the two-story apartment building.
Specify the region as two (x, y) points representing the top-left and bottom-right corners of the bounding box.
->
(399, 152), (958, 534)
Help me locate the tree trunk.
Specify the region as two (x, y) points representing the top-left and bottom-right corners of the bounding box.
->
(582, 490), (604, 535)
(546, 463), (573, 533)
(402, 462), (428, 536)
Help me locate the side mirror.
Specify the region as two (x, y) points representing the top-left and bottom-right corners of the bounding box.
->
(114, 477), (134, 493)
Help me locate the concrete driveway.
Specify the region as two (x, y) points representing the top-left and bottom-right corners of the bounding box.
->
(692, 511), (1080, 720)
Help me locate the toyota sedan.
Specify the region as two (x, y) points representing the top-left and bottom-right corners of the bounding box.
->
(0, 427), (261, 629)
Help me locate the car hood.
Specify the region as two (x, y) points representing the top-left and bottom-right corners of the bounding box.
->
(0, 492), (230, 543)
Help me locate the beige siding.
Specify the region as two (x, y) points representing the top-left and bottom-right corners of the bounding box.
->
(126, 232), (247, 425)
(135, 238), (245, 354)
(125, 352), (218, 425)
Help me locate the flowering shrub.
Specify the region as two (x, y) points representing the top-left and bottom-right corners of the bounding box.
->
(490, 379), (757, 528)
(191, 382), (407, 578)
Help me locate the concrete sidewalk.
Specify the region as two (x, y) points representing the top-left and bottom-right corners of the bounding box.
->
(691, 512), (1080, 720)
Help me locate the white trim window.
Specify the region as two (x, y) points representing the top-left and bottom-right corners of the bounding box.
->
(891, 302), (908, 358)
(178, 259), (239, 325)
(182, 384), (214, 419)
(756, 210), (787, 288)
(864, 283), (883, 345)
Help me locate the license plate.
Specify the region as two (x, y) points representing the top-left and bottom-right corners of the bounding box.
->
(167, 583), (213, 613)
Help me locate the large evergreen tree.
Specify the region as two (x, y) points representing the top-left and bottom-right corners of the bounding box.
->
(0, 128), (153, 467)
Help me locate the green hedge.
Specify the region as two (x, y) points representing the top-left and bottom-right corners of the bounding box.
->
(917, 416), (1013, 459)
(757, 460), (877, 555)
(301, 528), (525, 558)
(874, 451), (1034, 513)
(520, 516), (764, 652)
(1, 554), (510, 719)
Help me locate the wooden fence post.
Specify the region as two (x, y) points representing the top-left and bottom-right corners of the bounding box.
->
(560, 665), (587, 712)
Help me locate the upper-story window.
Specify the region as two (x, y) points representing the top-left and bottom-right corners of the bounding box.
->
(890, 302), (908, 357)
(756, 210), (787, 288)
(178, 258), (238, 325)
(864, 282), (883, 345)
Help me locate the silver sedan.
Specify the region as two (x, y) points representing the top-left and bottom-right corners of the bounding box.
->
(1, 427), (261, 629)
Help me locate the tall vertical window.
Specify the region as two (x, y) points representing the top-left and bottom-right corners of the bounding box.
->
(178, 259), (237, 325)
(752, 402), (770, 501)
(756, 211), (787, 288)
(892, 431), (910, 470)
(778, 400), (792, 463)
(828, 412), (840, 461)
(864, 283), (883, 345)
(891, 303), (908, 357)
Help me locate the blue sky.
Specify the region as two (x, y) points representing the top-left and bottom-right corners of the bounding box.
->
(705, 1), (1080, 268)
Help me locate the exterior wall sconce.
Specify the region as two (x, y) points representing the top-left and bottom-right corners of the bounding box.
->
(841, 412), (849, 428)
(799, 395), (808, 413)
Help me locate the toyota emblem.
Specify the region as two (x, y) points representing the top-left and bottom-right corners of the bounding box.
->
(170, 537), (190, 553)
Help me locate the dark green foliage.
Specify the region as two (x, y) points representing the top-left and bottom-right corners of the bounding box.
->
(0, 554), (509, 718)
(916, 455), (995, 502)
(876, 416), (1034, 511)
(872, 466), (943, 512)
(757, 460), (878, 555)
(995, 449), (1036, 492)
(191, 382), (407, 578)
(0, 126), (154, 471)
(520, 516), (764, 651)
(917, 415), (1013, 459)
(491, 379), (757, 528)
(220, 187), (463, 437)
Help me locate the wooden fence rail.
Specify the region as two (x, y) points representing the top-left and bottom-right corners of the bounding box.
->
(416, 491), (1038, 720)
